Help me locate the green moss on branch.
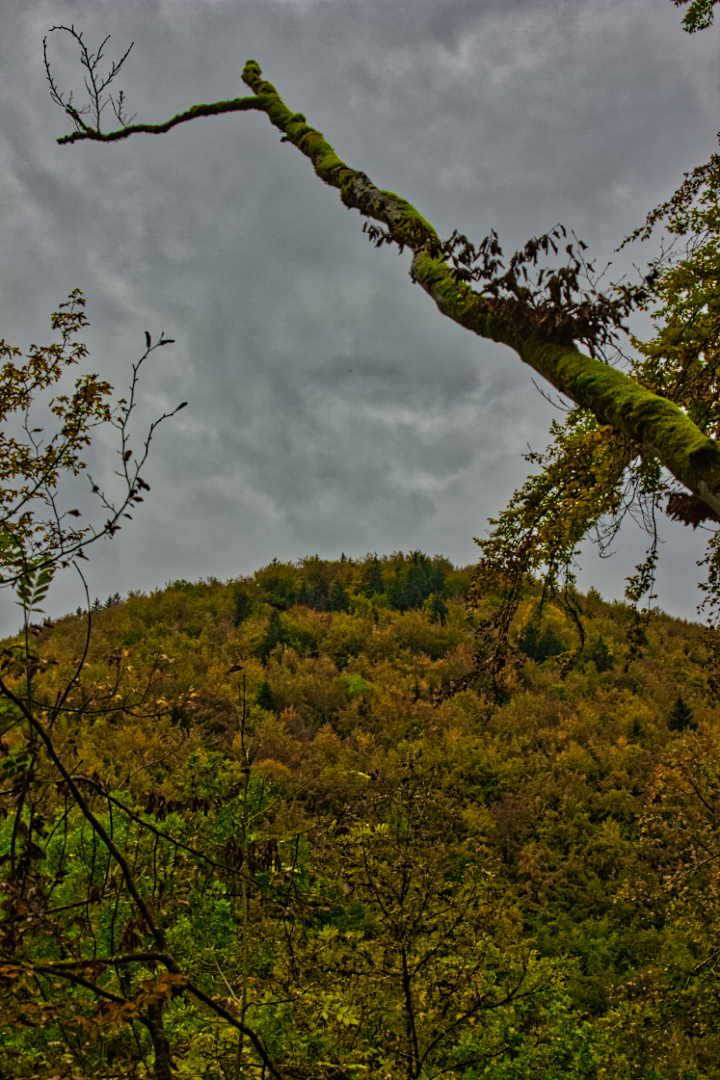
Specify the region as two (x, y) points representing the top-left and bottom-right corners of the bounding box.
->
(57, 58), (720, 515)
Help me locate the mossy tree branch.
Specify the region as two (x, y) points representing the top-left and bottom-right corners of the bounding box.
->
(54, 95), (266, 145)
(52, 57), (720, 518)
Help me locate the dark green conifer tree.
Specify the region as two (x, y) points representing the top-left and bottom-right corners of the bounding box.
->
(425, 593), (448, 625)
(298, 574), (329, 611)
(388, 565), (408, 612)
(389, 551), (445, 611)
(587, 634), (613, 672)
(329, 581), (350, 612)
(259, 610), (285, 663)
(518, 624), (565, 663)
(667, 694), (697, 732)
(256, 680), (276, 711)
(233, 585), (253, 626)
(362, 554), (384, 597)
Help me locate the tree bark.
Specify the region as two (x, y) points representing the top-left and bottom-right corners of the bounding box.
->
(145, 1002), (174, 1080)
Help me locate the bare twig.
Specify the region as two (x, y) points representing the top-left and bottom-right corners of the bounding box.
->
(44, 25), (135, 134)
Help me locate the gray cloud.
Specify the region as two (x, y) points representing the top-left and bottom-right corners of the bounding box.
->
(0, 0), (718, 629)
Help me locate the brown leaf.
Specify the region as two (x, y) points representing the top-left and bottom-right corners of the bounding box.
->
(666, 491), (720, 528)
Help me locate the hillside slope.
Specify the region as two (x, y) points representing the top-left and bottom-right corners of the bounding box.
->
(0, 552), (717, 1079)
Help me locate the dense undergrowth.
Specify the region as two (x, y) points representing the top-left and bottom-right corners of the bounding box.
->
(1, 550), (718, 1079)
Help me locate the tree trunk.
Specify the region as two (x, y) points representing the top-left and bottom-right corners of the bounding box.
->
(145, 1002), (174, 1080)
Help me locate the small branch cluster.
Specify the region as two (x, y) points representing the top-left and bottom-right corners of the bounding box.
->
(0, 293), (184, 592)
(87, 329), (185, 545)
(438, 224), (654, 357)
(43, 24), (135, 135)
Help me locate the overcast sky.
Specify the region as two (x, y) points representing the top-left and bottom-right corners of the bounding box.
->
(1, 0), (718, 629)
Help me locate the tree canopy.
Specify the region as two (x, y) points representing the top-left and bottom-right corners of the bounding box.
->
(2, 546), (720, 1077)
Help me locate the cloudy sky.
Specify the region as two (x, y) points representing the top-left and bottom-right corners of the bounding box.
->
(1, 0), (718, 628)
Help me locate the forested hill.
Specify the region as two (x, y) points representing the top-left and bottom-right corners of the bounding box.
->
(1, 551), (718, 1079)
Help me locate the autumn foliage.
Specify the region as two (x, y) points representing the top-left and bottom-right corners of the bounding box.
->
(0, 548), (718, 1078)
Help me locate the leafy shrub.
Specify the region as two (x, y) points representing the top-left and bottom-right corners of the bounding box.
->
(338, 672), (372, 697)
